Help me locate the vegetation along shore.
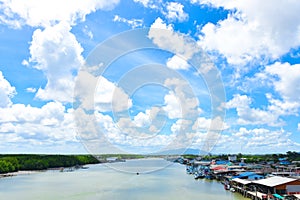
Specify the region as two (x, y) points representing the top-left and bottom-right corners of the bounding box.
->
(0, 154), (145, 175)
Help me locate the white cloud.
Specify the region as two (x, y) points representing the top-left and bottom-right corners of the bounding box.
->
(165, 2), (188, 22)
(0, 101), (65, 124)
(113, 15), (143, 29)
(265, 62), (300, 103)
(235, 62), (300, 127)
(91, 110), (178, 154)
(0, 102), (78, 151)
(166, 55), (190, 70)
(149, 17), (173, 30)
(82, 25), (93, 39)
(171, 119), (192, 133)
(133, 0), (160, 9)
(192, 116), (229, 131)
(0, 0), (120, 28)
(0, 71), (16, 108)
(164, 78), (199, 118)
(298, 123), (300, 131)
(197, 0), (300, 65)
(266, 93), (299, 117)
(232, 127), (300, 152)
(95, 76), (132, 113)
(163, 91), (182, 119)
(226, 94), (282, 126)
(29, 22), (84, 102)
(21, 59), (29, 66)
(148, 17), (199, 60)
(75, 71), (132, 112)
(133, 109), (157, 128)
(26, 87), (36, 93)
(193, 126), (300, 154)
(133, 111), (150, 127)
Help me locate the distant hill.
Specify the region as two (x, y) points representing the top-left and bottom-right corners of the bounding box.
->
(151, 148), (208, 155)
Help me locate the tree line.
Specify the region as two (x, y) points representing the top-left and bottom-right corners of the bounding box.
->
(183, 151), (300, 164)
(0, 154), (99, 174)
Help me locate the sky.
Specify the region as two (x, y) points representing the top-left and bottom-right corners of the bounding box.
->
(0, 0), (300, 155)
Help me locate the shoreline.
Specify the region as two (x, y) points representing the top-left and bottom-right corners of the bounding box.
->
(0, 163), (101, 179)
(0, 170), (41, 178)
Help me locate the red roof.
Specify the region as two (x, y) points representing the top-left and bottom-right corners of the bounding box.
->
(211, 166), (226, 171)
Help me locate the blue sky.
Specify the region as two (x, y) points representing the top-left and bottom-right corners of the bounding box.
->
(0, 0), (300, 154)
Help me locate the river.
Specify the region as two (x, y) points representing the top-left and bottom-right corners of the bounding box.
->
(0, 158), (248, 200)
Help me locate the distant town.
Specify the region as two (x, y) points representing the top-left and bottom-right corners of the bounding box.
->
(173, 151), (300, 200)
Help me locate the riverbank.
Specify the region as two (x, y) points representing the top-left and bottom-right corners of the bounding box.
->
(0, 170), (40, 178)
(0, 154), (148, 174)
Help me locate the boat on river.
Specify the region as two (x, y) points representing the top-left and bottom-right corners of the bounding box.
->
(194, 172), (205, 179)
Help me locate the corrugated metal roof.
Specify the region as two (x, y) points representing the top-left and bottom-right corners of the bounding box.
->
(253, 176), (298, 187)
(237, 172), (256, 177)
(293, 194), (300, 199)
(232, 178), (252, 185)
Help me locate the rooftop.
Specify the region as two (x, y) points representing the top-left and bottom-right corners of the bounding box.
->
(232, 178), (252, 185)
(253, 176), (298, 187)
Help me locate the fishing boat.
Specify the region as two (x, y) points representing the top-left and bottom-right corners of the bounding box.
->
(194, 172), (205, 179)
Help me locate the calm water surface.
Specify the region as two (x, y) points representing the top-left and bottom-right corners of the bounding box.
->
(0, 159), (248, 200)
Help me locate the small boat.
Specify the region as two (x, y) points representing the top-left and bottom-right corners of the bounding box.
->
(81, 166), (89, 169)
(205, 174), (213, 180)
(224, 184), (230, 190)
(194, 172), (205, 179)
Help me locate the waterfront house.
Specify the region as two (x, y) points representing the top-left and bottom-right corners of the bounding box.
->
(279, 157), (291, 165)
(252, 176), (300, 195)
(231, 178), (253, 196)
(231, 176), (300, 199)
(228, 155), (237, 162)
(234, 171), (264, 180)
(293, 194), (300, 199)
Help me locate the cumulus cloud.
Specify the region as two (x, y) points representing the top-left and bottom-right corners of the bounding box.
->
(79, 108), (173, 154)
(74, 71), (132, 112)
(133, 109), (155, 128)
(192, 116), (229, 131)
(265, 62), (300, 103)
(148, 17), (199, 60)
(0, 71), (16, 108)
(234, 62), (300, 128)
(0, 101), (78, 152)
(0, 72), (78, 152)
(193, 126), (300, 154)
(1, 0), (121, 105)
(95, 76), (132, 113)
(0, 0), (120, 28)
(166, 55), (190, 70)
(29, 22), (84, 102)
(232, 127), (300, 152)
(0, 101), (65, 124)
(163, 91), (182, 119)
(171, 119), (192, 133)
(226, 94), (282, 126)
(237, 62), (300, 124)
(197, 0), (300, 66)
(164, 78), (199, 118)
(165, 2), (188, 22)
